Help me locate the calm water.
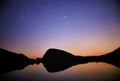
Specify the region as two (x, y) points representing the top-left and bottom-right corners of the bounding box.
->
(1, 62), (120, 81)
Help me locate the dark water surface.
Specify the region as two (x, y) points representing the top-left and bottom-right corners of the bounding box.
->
(1, 62), (120, 81)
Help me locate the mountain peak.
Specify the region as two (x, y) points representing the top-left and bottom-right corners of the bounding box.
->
(43, 48), (74, 59)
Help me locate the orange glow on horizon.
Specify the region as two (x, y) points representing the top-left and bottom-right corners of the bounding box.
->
(25, 45), (119, 59)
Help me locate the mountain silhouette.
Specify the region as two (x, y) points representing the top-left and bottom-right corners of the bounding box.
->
(42, 48), (78, 72)
(98, 47), (120, 67)
(0, 48), (36, 75)
(0, 47), (120, 74)
(41, 47), (120, 72)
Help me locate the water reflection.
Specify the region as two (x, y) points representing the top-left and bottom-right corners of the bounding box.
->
(0, 59), (120, 76)
(1, 63), (120, 81)
(42, 58), (120, 73)
(1, 60), (120, 81)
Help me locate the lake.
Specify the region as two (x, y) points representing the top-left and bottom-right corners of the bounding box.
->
(1, 62), (120, 81)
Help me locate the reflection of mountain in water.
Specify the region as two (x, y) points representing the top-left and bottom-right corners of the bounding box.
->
(42, 47), (120, 72)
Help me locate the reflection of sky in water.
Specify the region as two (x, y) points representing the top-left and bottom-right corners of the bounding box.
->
(3, 63), (120, 81)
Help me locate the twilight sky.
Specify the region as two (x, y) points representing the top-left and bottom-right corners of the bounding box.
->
(0, 0), (120, 58)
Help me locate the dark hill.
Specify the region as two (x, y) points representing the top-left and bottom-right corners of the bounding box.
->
(98, 47), (120, 67)
(100, 47), (120, 58)
(43, 48), (75, 60)
(42, 47), (120, 72)
(42, 48), (78, 72)
(0, 48), (36, 75)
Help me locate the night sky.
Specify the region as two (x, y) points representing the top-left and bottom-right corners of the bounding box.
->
(0, 0), (120, 58)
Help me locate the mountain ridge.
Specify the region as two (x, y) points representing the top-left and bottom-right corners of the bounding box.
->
(41, 47), (120, 72)
(0, 47), (120, 73)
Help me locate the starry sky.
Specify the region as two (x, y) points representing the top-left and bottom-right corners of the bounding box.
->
(0, 0), (120, 58)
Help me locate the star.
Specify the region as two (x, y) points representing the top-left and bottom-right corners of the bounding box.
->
(63, 16), (67, 19)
